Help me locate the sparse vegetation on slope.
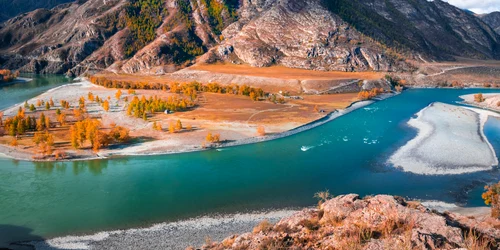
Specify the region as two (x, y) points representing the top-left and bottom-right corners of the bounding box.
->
(124, 0), (166, 57)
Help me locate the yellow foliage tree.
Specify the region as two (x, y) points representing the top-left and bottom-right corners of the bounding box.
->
(176, 120), (183, 130)
(116, 89), (122, 100)
(103, 100), (110, 112)
(257, 126), (266, 136)
(483, 182), (500, 218)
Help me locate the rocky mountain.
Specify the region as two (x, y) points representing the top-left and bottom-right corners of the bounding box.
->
(0, 0), (74, 22)
(196, 194), (500, 249)
(482, 12), (500, 35)
(0, 0), (499, 75)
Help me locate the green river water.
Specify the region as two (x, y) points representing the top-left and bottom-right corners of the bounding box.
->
(1, 75), (500, 244)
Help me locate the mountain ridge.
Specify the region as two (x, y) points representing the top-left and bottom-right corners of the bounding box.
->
(0, 0), (499, 76)
(482, 11), (500, 35)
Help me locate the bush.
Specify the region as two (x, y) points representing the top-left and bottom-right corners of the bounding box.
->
(482, 181), (500, 218)
(253, 219), (273, 234)
(474, 93), (485, 103)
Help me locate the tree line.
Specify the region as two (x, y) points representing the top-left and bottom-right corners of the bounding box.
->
(89, 76), (266, 101)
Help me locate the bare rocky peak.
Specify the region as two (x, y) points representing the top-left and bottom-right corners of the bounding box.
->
(482, 12), (500, 35)
(205, 0), (400, 72)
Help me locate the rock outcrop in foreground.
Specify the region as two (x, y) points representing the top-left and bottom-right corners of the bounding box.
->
(196, 195), (500, 250)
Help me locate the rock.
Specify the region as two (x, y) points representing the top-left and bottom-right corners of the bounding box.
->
(199, 195), (500, 250)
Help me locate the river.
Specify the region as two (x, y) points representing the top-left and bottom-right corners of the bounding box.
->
(1, 75), (500, 244)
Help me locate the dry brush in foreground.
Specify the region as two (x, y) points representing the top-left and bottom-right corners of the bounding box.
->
(193, 194), (500, 250)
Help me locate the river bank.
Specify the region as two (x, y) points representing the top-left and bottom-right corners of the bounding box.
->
(0, 80), (394, 162)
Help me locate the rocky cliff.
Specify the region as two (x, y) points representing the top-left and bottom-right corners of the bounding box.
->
(195, 194), (500, 250)
(0, 0), (499, 75)
(482, 12), (500, 35)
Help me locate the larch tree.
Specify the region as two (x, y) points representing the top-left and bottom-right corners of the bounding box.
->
(176, 120), (182, 130)
(169, 122), (176, 133)
(10, 138), (18, 147)
(257, 126), (266, 136)
(102, 100), (110, 112)
(116, 89), (122, 100)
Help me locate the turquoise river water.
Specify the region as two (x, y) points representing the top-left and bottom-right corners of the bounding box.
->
(1, 75), (500, 244)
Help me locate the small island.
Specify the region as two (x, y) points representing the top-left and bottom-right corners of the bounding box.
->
(389, 102), (499, 175)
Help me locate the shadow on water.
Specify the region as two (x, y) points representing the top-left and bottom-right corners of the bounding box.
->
(0, 225), (44, 250)
(32, 159), (123, 176)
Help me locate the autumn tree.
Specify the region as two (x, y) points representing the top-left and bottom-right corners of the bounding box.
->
(88, 92), (95, 102)
(73, 108), (85, 121)
(79, 96), (86, 109)
(176, 120), (183, 130)
(49, 98), (55, 107)
(70, 126), (79, 149)
(250, 92), (257, 101)
(206, 132), (213, 142)
(45, 102), (50, 110)
(257, 126), (266, 136)
(57, 113), (66, 126)
(33, 131), (54, 157)
(103, 100), (110, 112)
(358, 88), (384, 100)
(212, 133), (220, 143)
(483, 182), (500, 218)
(37, 113), (46, 131)
(60, 100), (70, 109)
(206, 133), (221, 143)
(109, 125), (130, 142)
(116, 89), (122, 100)
(44, 116), (50, 129)
(474, 93), (485, 103)
(10, 138), (18, 147)
(29, 104), (36, 112)
(69, 119), (102, 149)
(169, 122), (176, 133)
(36, 99), (42, 107)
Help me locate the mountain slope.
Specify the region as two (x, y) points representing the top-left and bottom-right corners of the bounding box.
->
(0, 0), (74, 22)
(0, 0), (237, 75)
(482, 12), (500, 35)
(0, 0), (499, 75)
